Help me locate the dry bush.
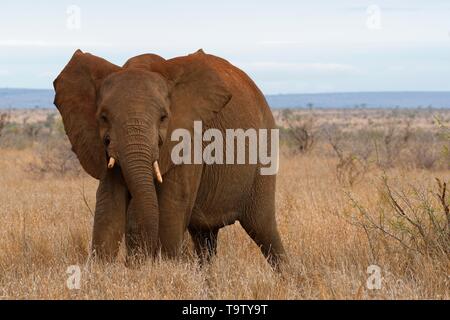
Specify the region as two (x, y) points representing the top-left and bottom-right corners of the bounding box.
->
(22, 121), (43, 141)
(277, 108), (450, 172)
(323, 125), (369, 187)
(0, 112), (9, 138)
(406, 132), (441, 170)
(436, 116), (450, 168)
(318, 121), (445, 172)
(26, 136), (81, 178)
(345, 176), (450, 260)
(280, 109), (316, 154)
(0, 111), (81, 177)
(375, 121), (412, 169)
(0, 116), (41, 149)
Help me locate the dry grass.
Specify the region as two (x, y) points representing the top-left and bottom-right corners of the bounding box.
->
(0, 109), (449, 299)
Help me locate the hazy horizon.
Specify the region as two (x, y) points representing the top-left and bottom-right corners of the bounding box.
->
(2, 88), (450, 109)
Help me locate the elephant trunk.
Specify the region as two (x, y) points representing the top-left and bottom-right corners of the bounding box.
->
(119, 117), (159, 255)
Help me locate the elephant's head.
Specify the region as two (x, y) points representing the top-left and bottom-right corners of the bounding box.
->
(53, 49), (231, 255)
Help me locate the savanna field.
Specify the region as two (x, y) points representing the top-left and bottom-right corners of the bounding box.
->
(0, 108), (449, 299)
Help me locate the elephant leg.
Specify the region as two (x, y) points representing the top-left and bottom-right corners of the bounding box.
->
(157, 164), (203, 258)
(188, 227), (219, 265)
(239, 175), (286, 270)
(92, 167), (128, 261)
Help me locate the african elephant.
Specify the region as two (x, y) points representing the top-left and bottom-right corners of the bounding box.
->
(53, 49), (285, 268)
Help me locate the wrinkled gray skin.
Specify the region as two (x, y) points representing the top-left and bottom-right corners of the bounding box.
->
(53, 49), (286, 268)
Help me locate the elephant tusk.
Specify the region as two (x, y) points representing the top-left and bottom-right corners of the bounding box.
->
(107, 157), (115, 169)
(153, 161), (163, 183)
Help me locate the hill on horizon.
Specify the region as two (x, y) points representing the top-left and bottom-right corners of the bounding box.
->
(1, 88), (450, 109)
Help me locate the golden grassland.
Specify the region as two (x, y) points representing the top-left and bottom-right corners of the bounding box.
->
(0, 108), (449, 299)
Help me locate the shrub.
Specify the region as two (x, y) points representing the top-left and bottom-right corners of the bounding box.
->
(0, 112), (9, 138)
(280, 109), (316, 154)
(27, 136), (81, 177)
(323, 125), (369, 187)
(345, 176), (450, 260)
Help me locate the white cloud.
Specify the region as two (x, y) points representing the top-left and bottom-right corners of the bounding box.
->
(247, 62), (360, 74)
(0, 40), (112, 48)
(257, 40), (303, 46)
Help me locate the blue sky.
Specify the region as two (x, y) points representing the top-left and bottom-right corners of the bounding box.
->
(0, 0), (449, 94)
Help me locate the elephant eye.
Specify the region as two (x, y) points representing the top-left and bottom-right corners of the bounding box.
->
(100, 114), (108, 123)
(103, 135), (111, 147)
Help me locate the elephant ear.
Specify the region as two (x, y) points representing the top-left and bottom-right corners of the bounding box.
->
(53, 49), (120, 179)
(152, 49), (232, 175)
